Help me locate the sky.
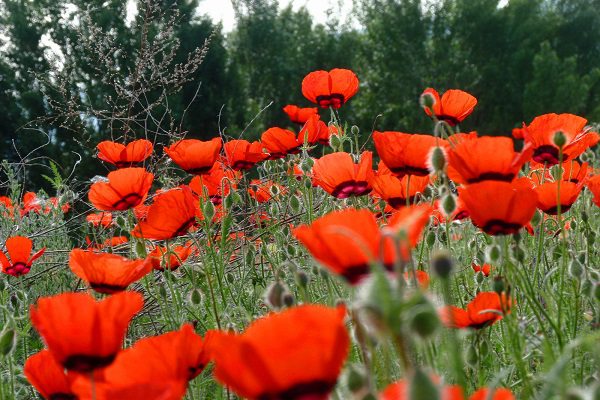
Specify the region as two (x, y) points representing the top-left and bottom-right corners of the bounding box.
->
(196, 0), (355, 32)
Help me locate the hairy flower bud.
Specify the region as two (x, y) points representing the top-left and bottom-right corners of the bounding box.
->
(428, 146), (447, 174)
(431, 250), (454, 279)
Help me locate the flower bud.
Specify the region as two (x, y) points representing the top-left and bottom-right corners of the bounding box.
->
(430, 250), (453, 279)
(440, 193), (456, 216)
(282, 292), (295, 307)
(420, 92), (436, 110)
(0, 327), (16, 356)
(569, 259), (585, 280)
(409, 303), (440, 339)
(344, 364), (370, 394)
(486, 244), (501, 263)
(202, 200), (215, 221)
(428, 146), (447, 174)
(426, 231), (436, 247)
(475, 271), (485, 285)
(553, 130), (567, 148)
(493, 276), (507, 295)
(465, 343), (478, 367)
(593, 283), (600, 302)
(295, 270), (309, 289)
(330, 133), (342, 150)
(189, 288), (203, 305)
(351, 125), (360, 136)
(265, 281), (287, 310)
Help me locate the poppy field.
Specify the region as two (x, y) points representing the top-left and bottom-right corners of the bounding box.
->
(1, 67), (600, 400)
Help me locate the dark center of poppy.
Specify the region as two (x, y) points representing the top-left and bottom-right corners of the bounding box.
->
(5, 262), (30, 277)
(173, 217), (196, 237)
(331, 180), (371, 199)
(468, 318), (498, 330)
(467, 172), (516, 184)
(389, 166), (430, 177)
(63, 354), (116, 373)
(257, 379), (336, 400)
(112, 193), (143, 210)
(435, 114), (461, 126)
(49, 393), (78, 400)
(388, 196), (417, 209)
(89, 282), (128, 294)
(541, 204), (573, 215)
(532, 145), (566, 165)
(186, 166), (214, 175)
(481, 219), (524, 236)
(210, 195), (223, 206)
(114, 161), (138, 168)
(232, 160), (256, 170)
(316, 94), (345, 109)
(454, 210), (470, 220)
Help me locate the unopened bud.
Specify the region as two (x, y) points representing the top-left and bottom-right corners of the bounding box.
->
(289, 195), (301, 213)
(466, 343), (478, 367)
(189, 288), (203, 305)
(486, 244), (501, 263)
(593, 283), (600, 302)
(282, 292), (295, 307)
(431, 250), (453, 279)
(426, 231), (436, 247)
(202, 200), (215, 221)
(420, 92), (436, 110)
(351, 125), (360, 136)
(569, 259), (585, 279)
(553, 130), (567, 148)
(475, 271), (485, 284)
(330, 133), (342, 150)
(0, 327), (16, 356)
(295, 270), (309, 289)
(441, 194), (456, 216)
(428, 146), (447, 173)
(409, 303), (440, 338)
(265, 281), (287, 310)
(344, 364), (369, 394)
(409, 368), (440, 400)
(493, 276), (507, 295)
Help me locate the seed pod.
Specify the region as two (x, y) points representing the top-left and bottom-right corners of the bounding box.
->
(553, 130), (567, 148)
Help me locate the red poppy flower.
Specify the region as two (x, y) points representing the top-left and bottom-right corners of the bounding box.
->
(302, 68), (359, 109)
(588, 175), (600, 208)
(207, 304), (349, 400)
(86, 236), (129, 250)
(69, 249), (152, 294)
(97, 139), (153, 168)
(472, 263), (491, 277)
(293, 208), (393, 284)
(20, 192), (42, 215)
(189, 163), (239, 205)
(470, 388), (515, 400)
(535, 181), (583, 215)
(261, 127), (301, 159)
(131, 186), (200, 240)
(373, 131), (447, 177)
(298, 115), (333, 145)
(512, 127), (525, 139)
(384, 204), (434, 260)
(530, 160), (589, 185)
(86, 212), (113, 227)
(30, 291), (143, 372)
(458, 179), (538, 235)
(164, 138), (222, 175)
(148, 243), (195, 271)
(248, 179), (287, 203)
(222, 140), (267, 171)
(0, 196), (12, 209)
(447, 136), (532, 184)
(404, 270), (430, 289)
(24, 350), (76, 400)
(431, 196), (470, 225)
(283, 105), (319, 124)
(88, 167), (153, 211)
(422, 88), (477, 126)
(312, 151), (374, 199)
(523, 113), (599, 165)
(371, 171), (431, 209)
(441, 292), (510, 329)
(0, 236), (45, 277)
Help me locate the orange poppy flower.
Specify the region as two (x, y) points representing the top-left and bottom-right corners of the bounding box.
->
(472, 263), (491, 277)
(512, 127), (525, 140)
(188, 163), (238, 205)
(248, 179), (287, 203)
(588, 175), (600, 208)
(312, 151), (374, 199)
(447, 136), (532, 184)
(458, 179), (537, 235)
(371, 172), (431, 209)
(222, 139), (267, 171)
(404, 270), (430, 289)
(69, 249), (152, 294)
(535, 181), (583, 215)
(302, 68), (359, 109)
(0, 236), (45, 277)
(470, 388), (515, 400)
(431, 197), (470, 224)
(298, 115), (333, 145)
(148, 243), (195, 271)
(384, 204), (434, 260)
(0, 196), (14, 218)
(441, 292), (510, 329)
(523, 113), (599, 165)
(85, 235), (129, 250)
(30, 291), (143, 372)
(422, 88), (477, 126)
(86, 211), (113, 227)
(131, 186), (200, 240)
(261, 127), (301, 159)
(207, 304), (349, 400)
(530, 160), (589, 185)
(373, 131), (447, 177)
(164, 137), (222, 175)
(24, 350), (76, 400)
(88, 167), (153, 211)
(283, 105), (319, 124)
(97, 139), (153, 168)
(293, 208), (392, 284)
(20, 191), (42, 215)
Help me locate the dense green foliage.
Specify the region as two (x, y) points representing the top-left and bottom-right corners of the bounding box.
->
(1, 0), (600, 187)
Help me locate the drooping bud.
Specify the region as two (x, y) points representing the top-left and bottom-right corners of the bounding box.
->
(265, 281), (287, 310)
(202, 199), (215, 221)
(486, 244), (501, 263)
(351, 125), (360, 137)
(189, 288), (203, 305)
(430, 250), (454, 279)
(409, 302), (440, 339)
(419, 91), (436, 110)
